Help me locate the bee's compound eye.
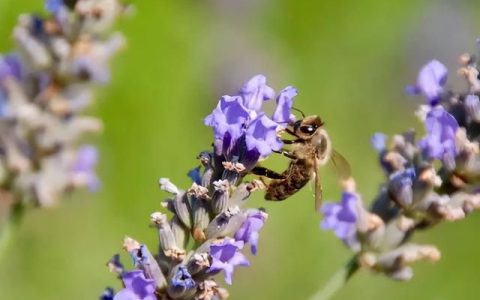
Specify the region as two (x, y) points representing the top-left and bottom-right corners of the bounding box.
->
(300, 125), (316, 134)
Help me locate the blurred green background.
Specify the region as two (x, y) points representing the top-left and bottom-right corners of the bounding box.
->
(1, 0), (480, 299)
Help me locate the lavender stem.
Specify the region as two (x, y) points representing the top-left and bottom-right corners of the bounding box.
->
(310, 256), (359, 300)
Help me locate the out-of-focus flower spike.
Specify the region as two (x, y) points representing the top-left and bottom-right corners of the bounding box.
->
(407, 59), (448, 105)
(464, 94), (480, 122)
(388, 168), (415, 207)
(371, 133), (387, 153)
(373, 244), (440, 280)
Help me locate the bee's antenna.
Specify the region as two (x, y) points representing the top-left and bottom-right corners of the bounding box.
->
(292, 107), (306, 118)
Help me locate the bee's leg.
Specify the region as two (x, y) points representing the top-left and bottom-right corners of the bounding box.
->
(285, 128), (300, 138)
(251, 166), (285, 179)
(273, 150), (298, 160)
(281, 139), (303, 144)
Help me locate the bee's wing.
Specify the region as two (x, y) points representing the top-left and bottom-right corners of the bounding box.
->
(313, 158), (323, 213)
(330, 150), (351, 180)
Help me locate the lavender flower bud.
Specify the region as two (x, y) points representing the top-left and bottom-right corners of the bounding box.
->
(150, 212), (185, 261)
(188, 184), (211, 242)
(159, 177), (180, 195)
(197, 280), (229, 300)
(123, 237), (167, 290)
(212, 179), (230, 214)
(388, 168), (415, 207)
(167, 265), (197, 299)
(171, 216), (189, 250)
(205, 206), (245, 240)
(464, 94), (480, 122)
(186, 252), (210, 276)
(173, 193), (192, 229)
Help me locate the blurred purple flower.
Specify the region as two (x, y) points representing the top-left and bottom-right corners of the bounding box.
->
(234, 210), (267, 255)
(418, 106), (458, 164)
(238, 74), (275, 112)
(208, 238), (250, 285)
(0, 54), (22, 82)
(272, 86), (297, 124)
(45, 0), (63, 14)
(72, 145), (100, 191)
(321, 192), (359, 249)
(71, 57), (111, 84)
(406, 60), (448, 105)
(389, 168), (416, 207)
(114, 270), (156, 300)
(245, 114), (282, 158)
(371, 132), (387, 152)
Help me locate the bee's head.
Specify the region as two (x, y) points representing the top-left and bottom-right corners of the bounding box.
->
(293, 115), (324, 139)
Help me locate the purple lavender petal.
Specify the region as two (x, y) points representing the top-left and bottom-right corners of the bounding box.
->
(409, 60), (448, 104)
(321, 192), (359, 248)
(45, 0), (63, 14)
(0, 54), (22, 81)
(238, 74), (275, 112)
(115, 270), (156, 300)
(272, 86), (297, 124)
(245, 114), (282, 158)
(418, 106), (458, 163)
(171, 266), (196, 290)
(204, 96), (249, 143)
(234, 210), (267, 255)
(208, 239), (249, 285)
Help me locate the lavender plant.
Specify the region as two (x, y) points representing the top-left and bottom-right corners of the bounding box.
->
(315, 47), (480, 299)
(104, 75), (299, 300)
(0, 0), (128, 254)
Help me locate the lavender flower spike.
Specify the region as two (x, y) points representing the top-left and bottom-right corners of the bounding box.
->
(321, 192), (360, 250)
(407, 59), (448, 105)
(234, 209), (268, 255)
(208, 238), (250, 285)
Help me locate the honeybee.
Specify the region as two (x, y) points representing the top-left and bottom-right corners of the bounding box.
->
(252, 114), (351, 211)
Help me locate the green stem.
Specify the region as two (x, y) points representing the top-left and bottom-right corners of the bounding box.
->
(309, 256), (359, 300)
(0, 202), (24, 265)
